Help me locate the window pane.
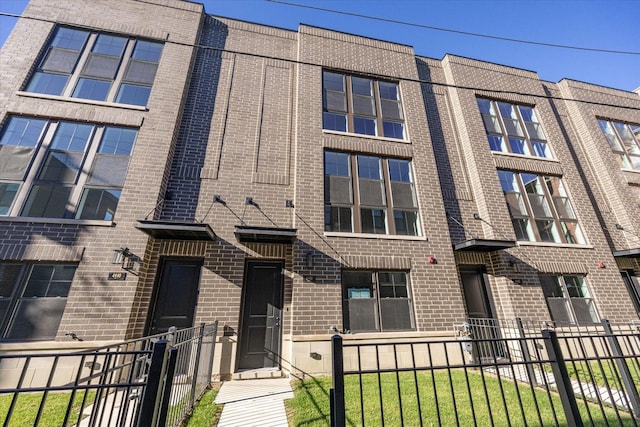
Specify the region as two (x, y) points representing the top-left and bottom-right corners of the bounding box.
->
(325, 175), (352, 204)
(353, 95), (375, 116)
(476, 99), (493, 115)
(481, 115), (501, 134)
(22, 185), (72, 218)
(525, 122), (545, 140)
(351, 77), (372, 95)
(561, 221), (585, 244)
(81, 54), (121, 79)
(359, 179), (385, 206)
(394, 210), (419, 236)
(324, 91), (347, 112)
(51, 122), (92, 152)
(0, 183), (19, 215)
(132, 40), (163, 62)
(531, 140), (549, 158)
(391, 182), (416, 209)
(41, 48), (81, 74)
(323, 71), (344, 91)
(357, 155), (381, 179)
(72, 78), (111, 101)
(88, 155), (130, 187)
(25, 72), (69, 95)
(536, 219), (561, 242)
(123, 60), (158, 85)
(381, 99), (403, 120)
(388, 159), (410, 182)
(6, 299), (68, 340)
(528, 193), (552, 218)
(503, 118), (524, 137)
(76, 188), (121, 220)
(0, 263), (22, 298)
(0, 117), (47, 148)
(508, 138), (529, 155)
(38, 151), (84, 182)
(325, 151), (350, 176)
(323, 113), (347, 132)
(504, 192), (527, 216)
(0, 146), (36, 181)
(51, 27), (89, 50)
(361, 208), (386, 234)
(99, 127), (136, 155)
(598, 120), (623, 151)
(512, 218), (533, 241)
(92, 34), (127, 56)
(378, 82), (399, 100)
(353, 117), (376, 135)
(487, 135), (505, 152)
(324, 206), (352, 232)
(116, 83), (151, 106)
(380, 299), (413, 330)
(382, 121), (404, 139)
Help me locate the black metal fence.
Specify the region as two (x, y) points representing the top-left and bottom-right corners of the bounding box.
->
(330, 319), (640, 426)
(0, 321), (217, 427)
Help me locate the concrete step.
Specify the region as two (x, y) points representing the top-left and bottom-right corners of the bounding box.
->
(231, 367), (283, 380)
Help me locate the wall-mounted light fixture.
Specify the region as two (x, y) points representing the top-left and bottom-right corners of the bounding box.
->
(428, 256), (437, 264)
(306, 251), (315, 268)
(112, 247), (141, 275)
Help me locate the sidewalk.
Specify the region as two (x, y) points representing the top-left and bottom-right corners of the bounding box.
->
(214, 378), (294, 426)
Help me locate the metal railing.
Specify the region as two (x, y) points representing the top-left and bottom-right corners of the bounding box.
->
(330, 319), (640, 426)
(0, 321), (218, 427)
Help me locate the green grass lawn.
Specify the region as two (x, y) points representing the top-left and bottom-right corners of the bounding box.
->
(0, 390), (96, 427)
(183, 386), (221, 427)
(287, 370), (637, 426)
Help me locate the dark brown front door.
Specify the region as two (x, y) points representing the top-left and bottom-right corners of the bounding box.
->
(238, 260), (283, 370)
(148, 258), (202, 335)
(460, 267), (494, 319)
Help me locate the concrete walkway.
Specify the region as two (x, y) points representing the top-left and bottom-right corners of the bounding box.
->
(214, 378), (294, 426)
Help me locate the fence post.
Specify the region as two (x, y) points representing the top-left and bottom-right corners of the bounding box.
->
(138, 339), (167, 427)
(516, 317), (537, 387)
(157, 347), (178, 427)
(206, 320), (218, 384)
(542, 329), (583, 427)
(602, 319), (640, 418)
(190, 323), (206, 408)
(331, 334), (345, 427)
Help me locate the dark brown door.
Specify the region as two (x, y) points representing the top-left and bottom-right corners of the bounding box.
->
(238, 260), (283, 370)
(460, 267), (494, 319)
(148, 258), (202, 335)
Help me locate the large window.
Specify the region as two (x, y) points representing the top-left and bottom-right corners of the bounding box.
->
(323, 71), (405, 139)
(541, 275), (599, 325)
(0, 263), (76, 341)
(324, 151), (420, 236)
(477, 98), (551, 158)
(0, 116), (136, 219)
(342, 270), (414, 332)
(598, 119), (640, 171)
(26, 26), (163, 107)
(498, 170), (584, 244)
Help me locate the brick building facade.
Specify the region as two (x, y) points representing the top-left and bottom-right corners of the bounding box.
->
(1, 0), (638, 378)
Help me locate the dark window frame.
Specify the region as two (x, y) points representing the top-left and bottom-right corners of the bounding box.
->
(477, 98), (551, 159)
(0, 115), (137, 220)
(341, 270), (415, 333)
(322, 70), (405, 140)
(0, 262), (77, 341)
(324, 151), (421, 236)
(26, 26), (163, 107)
(497, 170), (584, 244)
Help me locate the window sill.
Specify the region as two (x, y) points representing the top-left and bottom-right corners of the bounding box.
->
(517, 241), (594, 249)
(0, 216), (115, 227)
(324, 231), (426, 241)
(322, 129), (410, 144)
(291, 330), (449, 342)
(16, 91), (148, 111)
(621, 168), (640, 175)
(491, 151), (559, 162)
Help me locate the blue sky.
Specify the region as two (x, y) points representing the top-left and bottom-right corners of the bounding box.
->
(1, 0), (637, 91)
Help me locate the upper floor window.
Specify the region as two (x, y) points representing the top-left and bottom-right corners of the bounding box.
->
(0, 262), (76, 341)
(26, 26), (163, 107)
(0, 116), (137, 220)
(323, 71), (405, 139)
(477, 98), (551, 158)
(497, 170), (585, 244)
(324, 151), (420, 236)
(541, 275), (599, 325)
(598, 119), (640, 171)
(342, 270), (414, 332)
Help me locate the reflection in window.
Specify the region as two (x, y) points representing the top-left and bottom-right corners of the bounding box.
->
(598, 119), (640, 171)
(541, 275), (599, 325)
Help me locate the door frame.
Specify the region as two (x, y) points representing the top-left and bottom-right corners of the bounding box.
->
(145, 256), (202, 336)
(236, 259), (284, 371)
